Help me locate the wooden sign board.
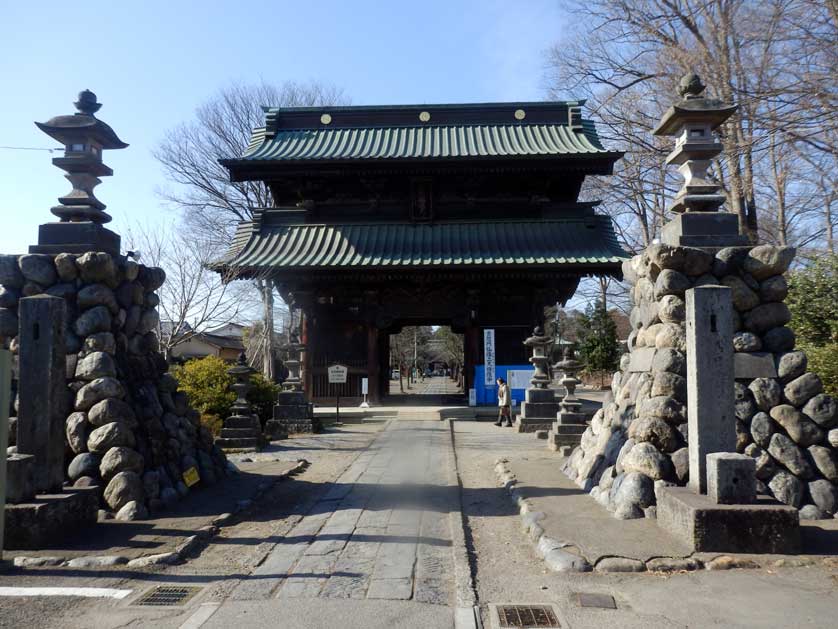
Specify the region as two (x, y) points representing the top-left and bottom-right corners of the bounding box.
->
(328, 364), (348, 384)
(182, 466), (200, 487)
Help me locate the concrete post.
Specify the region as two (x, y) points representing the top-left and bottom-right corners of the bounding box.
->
(0, 349), (12, 562)
(17, 295), (67, 493)
(685, 286), (735, 494)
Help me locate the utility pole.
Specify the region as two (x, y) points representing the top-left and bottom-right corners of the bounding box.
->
(413, 327), (418, 382)
(263, 279), (275, 381)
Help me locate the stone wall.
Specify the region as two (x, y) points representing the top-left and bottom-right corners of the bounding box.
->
(0, 251), (228, 520)
(565, 243), (838, 520)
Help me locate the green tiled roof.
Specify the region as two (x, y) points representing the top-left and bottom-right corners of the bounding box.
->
(214, 217), (627, 274)
(240, 123), (612, 162)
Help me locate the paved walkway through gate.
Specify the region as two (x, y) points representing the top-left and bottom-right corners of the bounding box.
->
(218, 419), (462, 620)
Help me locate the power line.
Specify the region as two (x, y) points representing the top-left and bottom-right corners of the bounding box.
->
(0, 145), (60, 153)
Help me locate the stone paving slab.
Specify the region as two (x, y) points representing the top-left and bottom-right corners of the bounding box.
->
(225, 420), (458, 605)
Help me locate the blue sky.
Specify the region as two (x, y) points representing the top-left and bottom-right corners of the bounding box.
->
(0, 0), (568, 255)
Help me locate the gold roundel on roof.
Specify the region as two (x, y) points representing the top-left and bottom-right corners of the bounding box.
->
(419, 111), (431, 122)
(320, 113), (332, 125)
(514, 109), (526, 120)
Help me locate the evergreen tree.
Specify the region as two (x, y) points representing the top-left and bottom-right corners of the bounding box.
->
(577, 300), (621, 380)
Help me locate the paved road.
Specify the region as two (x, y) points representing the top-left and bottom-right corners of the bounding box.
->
(225, 421), (457, 606)
(4, 414), (838, 629)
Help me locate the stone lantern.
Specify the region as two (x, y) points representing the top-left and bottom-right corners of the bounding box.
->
(270, 329), (318, 435)
(31, 90), (127, 255)
(652, 72), (748, 248)
(515, 326), (559, 433)
(282, 331), (304, 392)
(217, 353), (263, 451)
(547, 345), (588, 455)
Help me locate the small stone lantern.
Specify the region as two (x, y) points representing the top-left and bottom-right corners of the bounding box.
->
(515, 326), (559, 433)
(282, 331), (304, 393)
(216, 353), (263, 451)
(652, 72), (748, 248)
(31, 90), (127, 255)
(525, 326), (552, 389)
(555, 344), (583, 415)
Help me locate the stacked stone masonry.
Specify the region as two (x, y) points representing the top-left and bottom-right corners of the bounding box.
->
(0, 251), (228, 520)
(564, 243), (838, 521)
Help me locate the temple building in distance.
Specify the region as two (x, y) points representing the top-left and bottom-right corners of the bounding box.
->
(213, 101), (627, 403)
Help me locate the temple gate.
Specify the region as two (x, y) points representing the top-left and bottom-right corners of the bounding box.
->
(214, 101), (627, 404)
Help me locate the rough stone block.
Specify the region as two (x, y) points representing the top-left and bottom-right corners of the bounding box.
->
(656, 486), (799, 554)
(628, 347), (656, 372)
(707, 453), (756, 505)
(4, 488), (99, 550)
(6, 453), (35, 503)
(734, 352), (778, 379)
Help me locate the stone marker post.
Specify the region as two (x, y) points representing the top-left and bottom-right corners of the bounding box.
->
(685, 285), (735, 494)
(17, 295), (67, 493)
(0, 348), (12, 562)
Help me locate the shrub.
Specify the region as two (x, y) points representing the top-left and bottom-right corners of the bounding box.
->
(173, 356), (235, 418)
(249, 371), (279, 426)
(201, 413), (224, 437)
(172, 355), (278, 425)
(798, 343), (838, 397)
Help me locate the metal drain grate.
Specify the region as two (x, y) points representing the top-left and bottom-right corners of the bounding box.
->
(135, 586), (202, 607)
(576, 592), (617, 609)
(496, 605), (560, 627)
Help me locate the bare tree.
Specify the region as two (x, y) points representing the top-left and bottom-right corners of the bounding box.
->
(547, 0), (838, 260)
(124, 221), (253, 360)
(153, 80), (349, 376)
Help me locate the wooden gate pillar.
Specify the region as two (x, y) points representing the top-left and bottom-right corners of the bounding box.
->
(367, 323), (381, 404)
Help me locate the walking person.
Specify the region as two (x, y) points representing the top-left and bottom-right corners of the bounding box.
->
(494, 377), (512, 427)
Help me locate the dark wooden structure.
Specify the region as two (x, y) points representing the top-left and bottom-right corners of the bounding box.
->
(214, 102), (626, 403)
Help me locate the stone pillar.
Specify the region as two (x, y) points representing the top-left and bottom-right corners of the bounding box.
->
(0, 348), (12, 559)
(686, 285), (735, 494)
(17, 295), (67, 493)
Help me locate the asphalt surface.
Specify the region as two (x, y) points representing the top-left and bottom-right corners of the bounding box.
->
(2, 381), (838, 629)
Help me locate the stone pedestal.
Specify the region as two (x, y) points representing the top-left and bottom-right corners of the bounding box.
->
(661, 213), (748, 249)
(4, 488), (99, 550)
(656, 486), (799, 554)
(29, 222), (121, 256)
(516, 388), (559, 433)
(273, 390), (319, 434)
(5, 454), (35, 504)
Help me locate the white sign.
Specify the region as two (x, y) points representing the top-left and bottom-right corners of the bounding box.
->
(327, 364), (348, 384)
(508, 369), (535, 390)
(361, 377), (368, 395)
(468, 388), (477, 407)
(484, 329), (496, 386)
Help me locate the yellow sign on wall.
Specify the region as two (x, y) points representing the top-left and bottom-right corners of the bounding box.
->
(182, 467), (200, 487)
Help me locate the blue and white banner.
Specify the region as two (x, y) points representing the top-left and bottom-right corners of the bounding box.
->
(484, 329), (496, 386)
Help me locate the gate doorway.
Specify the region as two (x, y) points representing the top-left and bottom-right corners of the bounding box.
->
(387, 325), (464, 405)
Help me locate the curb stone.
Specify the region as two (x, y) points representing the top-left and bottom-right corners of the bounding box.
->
(10, 458), (309, 571)
(494, 460), (590, 573)
(495, 459), (774, 575)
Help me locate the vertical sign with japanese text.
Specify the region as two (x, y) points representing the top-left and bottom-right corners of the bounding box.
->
(484, 329), (496, 386)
